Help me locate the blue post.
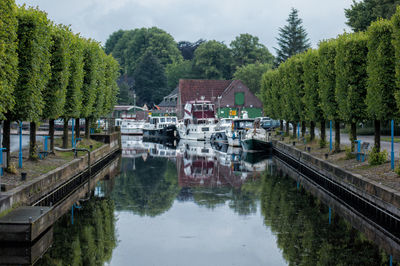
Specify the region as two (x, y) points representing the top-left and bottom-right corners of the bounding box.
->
(19, 122), (22, 168)
(390, 255), (392, 266)
(330, 120), (332, 151)
(71, 119), (75, 148)
(43, 136), (49, 152)
(297, 122), (300, 140)
(355, 140), (362, 161)
(391, 120), (394, 170)
(329, 207), (332, 225)
(98, 119), (100, 129)
(0, 148), (5, 177)
(297, 180), (300, 190)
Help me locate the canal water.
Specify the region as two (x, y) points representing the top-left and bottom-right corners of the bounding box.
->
(30, 136), (396, 265)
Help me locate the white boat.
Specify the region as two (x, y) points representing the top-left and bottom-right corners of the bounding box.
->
(226, 119), (255, 147)
(240, 127), (272, 152)
(177, 100), (217, 141)
(142, 116), (179, 140)
(121, 119), (145, 135)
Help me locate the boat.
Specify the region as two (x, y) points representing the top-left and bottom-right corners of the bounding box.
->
(142, 116), (179, 142)
(240, 126), (272, 152)
(226, 118), (255, 147)
(177, 100), (218, 141)
(120, 119), (145, 135)
(210, 118), (233, 143)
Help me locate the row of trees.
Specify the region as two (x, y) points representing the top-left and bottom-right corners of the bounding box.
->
(261, 7), (400, 153)
(105, 28), (274, 106)
(0, 1), (120, 169)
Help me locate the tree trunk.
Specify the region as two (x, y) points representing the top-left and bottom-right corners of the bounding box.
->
(334, 120), (341, 153)
(2, 119), (11, 169)
(301, 121), (306, 137)
(29, 122), (37, 160)
(310, 121), (315, 141)
(85, 117), (90, 139)
(374, 119), (380, 152)
(280, 120), (283, 131)
(292, 122), (297, 139)
(75, 118), (80, 139)
(49, 119), (55, 153)
(63, 117), (69, 148)
(320, 119), (326, 147)
(285, 121), (290, 136)
(350, 122), (357, 152)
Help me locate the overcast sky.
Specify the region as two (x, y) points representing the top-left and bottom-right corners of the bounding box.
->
(15, 0), (354, 54)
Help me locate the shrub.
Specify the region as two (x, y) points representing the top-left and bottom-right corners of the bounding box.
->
(395, 165), (400, 176)
(345, 146), (356, 160)
(319, 138), (326, 148)
(368, 148), (388, 165)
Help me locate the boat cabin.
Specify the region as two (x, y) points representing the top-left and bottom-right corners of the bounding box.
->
(184, 101), (216, 124)
(232, 119), (255, 130)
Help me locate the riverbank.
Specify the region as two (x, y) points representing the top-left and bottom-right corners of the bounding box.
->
(271, 137), (400, 217)
(0, 131), (121, 214)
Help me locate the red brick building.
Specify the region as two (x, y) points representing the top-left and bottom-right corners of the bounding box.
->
(177, 79), (263, 118)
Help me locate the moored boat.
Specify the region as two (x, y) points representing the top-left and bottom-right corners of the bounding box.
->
(142, 116), (179, 141)
(240, 127), (272, 152)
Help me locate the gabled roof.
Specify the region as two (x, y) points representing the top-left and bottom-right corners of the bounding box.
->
(179, 79), (233, 105)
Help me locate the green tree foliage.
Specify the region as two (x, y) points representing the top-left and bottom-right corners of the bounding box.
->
(91, 51), (106, 120)
(345, 0), (400, 32)
(391, 7), (400, 114)
(133, 51), (168, 105)
(261, 70), (281, 120)
(275, 8), (311, 66)
(0, 0), (18, 120)
(103, 55), (120, 114)
(15, 6), (52, 159)
(177, 39), (205, 60)
(165, 60), (194, 89)
(104, 29), (125, 55)
(233, 63), (272, 94)
(230, 33), (274, 69)
(335, 32), (368, 148)
(302, 49), (322, 140)
(318, 39), (340, 151)
(367, 18), (396, 151)
(193, 40), (232, 79)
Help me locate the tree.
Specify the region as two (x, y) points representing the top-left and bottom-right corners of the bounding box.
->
(133, 51), (168, 105)
(367, 18), (396, 151)
(63, 33), (84, 148)
(302, 49), (322, 141)
(103, 55), (120, 115)
(335, 32), (368, 151)
(165, 60), (194, 89)
(193, 40), (232, 79)
(274, 8), (311, 66)
(0, 0), (18, 169)
(345, 0), (400, 32)
(104, 29), (125, 55)
(177, 39), (205, 60)
(391, 7), (400, 132)
(81, 39), (101, 138)
(230, 33), (274, 69)
(44, 24), (71, 152)
(260, 70), (276, 118)
(233, 63), (272, 94)
(15, 6), (52, 160)
(318, 39), (339, 151)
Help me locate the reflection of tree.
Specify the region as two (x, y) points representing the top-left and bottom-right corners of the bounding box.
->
(229, 177), (262, 216)
(192, 187), (232, 209)
(112, 157), (179, 217)
(261, 172), (390, 265)
(37, 198), (116, 266)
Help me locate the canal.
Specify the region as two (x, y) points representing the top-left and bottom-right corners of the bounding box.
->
(18, 136), (398, 265)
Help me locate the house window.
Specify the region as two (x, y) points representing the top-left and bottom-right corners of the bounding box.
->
(235, 92), (245, 106)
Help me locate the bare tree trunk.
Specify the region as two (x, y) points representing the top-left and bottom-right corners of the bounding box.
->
(75, 118), (80, 139)
(320, 119), (326, 147)
(63, 117), (69, 148)
(334, 120), (341, 153)
(374, 119), (380, 152)
(29, 122), (37, 160)
(301, 121), (306, 137)
(310, 121), (315, 141)
(292, 122), (297, 139)
(85, 117), (90, 139)
(350, 122), (357, 152)
(280, 120), (283, 131)
(49, 119), (55, 153)
(2, 119), (11, 169)
(285, 121), (290, 136)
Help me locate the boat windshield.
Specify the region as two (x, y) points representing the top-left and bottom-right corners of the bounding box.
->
(234, 120), (254, 129)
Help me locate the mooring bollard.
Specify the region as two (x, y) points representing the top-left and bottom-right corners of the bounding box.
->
(324, 153), (328, 159)
(307, 147), (311, 152)
(292, 141), (296, 146)
(21, 172), (27, 181)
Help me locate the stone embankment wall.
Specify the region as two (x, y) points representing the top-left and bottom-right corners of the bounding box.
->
(0, 132), (121, 214)
(272, 140), (400, 217)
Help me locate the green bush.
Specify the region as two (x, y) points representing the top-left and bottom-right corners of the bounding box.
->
(368, 148), (388, 165)
(319, 139), (326, 148)
(395, 165), (400, 176)
(345, 146), (356, 160)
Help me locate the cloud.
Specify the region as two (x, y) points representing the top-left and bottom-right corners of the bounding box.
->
(15, 0), (353, 52)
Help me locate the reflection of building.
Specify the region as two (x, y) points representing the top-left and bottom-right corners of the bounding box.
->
(177, 79), (263, 119)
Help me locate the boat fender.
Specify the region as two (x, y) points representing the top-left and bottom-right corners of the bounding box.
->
(232, 132), (236, 140)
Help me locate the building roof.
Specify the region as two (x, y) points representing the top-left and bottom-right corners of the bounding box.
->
(179, 79), (233, 105)
(114, 105), (134, 111)
(158, 87), (179, 107)
(158, 99), (177, 107)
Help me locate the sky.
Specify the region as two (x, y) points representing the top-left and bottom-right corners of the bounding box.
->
(15, 0), (354, 54)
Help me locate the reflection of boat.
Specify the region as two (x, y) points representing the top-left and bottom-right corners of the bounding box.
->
(240, 128), (272, 152)
(121, 119), (145, 135)
(121, 135), (147, 158)
(145, 142), (177, 158)
(142, 116), (179, 141)
(177, 100), (217, 141)
(178, 139), (215, 158)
